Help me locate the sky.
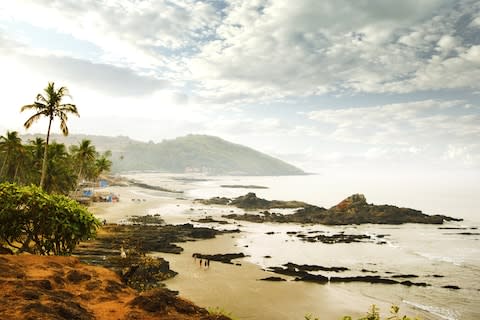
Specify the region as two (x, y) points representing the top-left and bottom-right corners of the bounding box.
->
(0, 1), (479, 213)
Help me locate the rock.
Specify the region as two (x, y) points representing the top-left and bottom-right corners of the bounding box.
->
(193, 253), (246, 264)
(198, 196), (231, 205)
(259, 277), (287, 281)
(329, 276), (399, 285)
(67, 270), (92, 283)
(297, 233), (374, 244)
(223, 193), (461, 225)
(192, 217), (230, 224)
(282, 262), (349, 273)
(295, 273), (329, 284)
(206, 192), (308, 210)
(400, 280), (429, 287)
(391, 274), (419, 278)
(443, 285), (461, 290)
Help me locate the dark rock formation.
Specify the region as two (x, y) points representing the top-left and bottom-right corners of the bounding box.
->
(296, 233), (377, 244)
(282, 262), (349, 273)
(442, 285), (461, 290)
(127, 214), (165, 225)
(192, 253), (246, 264)
(208, 192), (308, 210)
(192, 217), (230, 224)
(221, 193), (461, 225)
(259, 277), (287, 282)
(198, 196), (231, 205)
(73, 223), (238, 289)
(267, 262), (430, 287)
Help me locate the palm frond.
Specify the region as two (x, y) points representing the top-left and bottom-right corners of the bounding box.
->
(59, 103), (79, 116)
(23, 112), (44, 129)
(21, 104), (38, 112)
(60, 118), (69, 136)
(36, 93), (49, 105)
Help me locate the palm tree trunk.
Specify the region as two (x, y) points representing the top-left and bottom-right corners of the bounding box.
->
(40, 117), (53, 188)
(0, 155), (7, 178)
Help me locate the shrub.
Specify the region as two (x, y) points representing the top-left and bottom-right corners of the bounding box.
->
(0, 182), (100, 255)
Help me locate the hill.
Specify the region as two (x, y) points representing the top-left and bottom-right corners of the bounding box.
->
(21, 133), (304, 176)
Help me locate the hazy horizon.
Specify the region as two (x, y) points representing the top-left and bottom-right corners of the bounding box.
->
(1, 1), (478, 217)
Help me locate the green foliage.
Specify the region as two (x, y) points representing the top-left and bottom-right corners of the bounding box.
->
(207, 306), (237, 320)
(0, 131), (112, 193)
(21, 82), (79, 188)
(305, 305), (420, 320)
(0, 183), (100, 255)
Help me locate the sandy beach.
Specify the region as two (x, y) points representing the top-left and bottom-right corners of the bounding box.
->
(90, 183), (398, 320)
(86, 174), (480, 320)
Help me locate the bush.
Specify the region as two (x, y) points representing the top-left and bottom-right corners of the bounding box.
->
(0, 182), (100, 255)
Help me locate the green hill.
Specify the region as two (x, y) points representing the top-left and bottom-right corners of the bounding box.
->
(21, 133), (304, 176)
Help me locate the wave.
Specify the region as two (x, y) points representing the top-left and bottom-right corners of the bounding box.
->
(403, 300), (458, 320)
(413, 251), (463, 266)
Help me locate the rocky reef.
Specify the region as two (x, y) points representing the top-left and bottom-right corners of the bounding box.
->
(73, 223), (240, 290)
(220, 193), (461, 225)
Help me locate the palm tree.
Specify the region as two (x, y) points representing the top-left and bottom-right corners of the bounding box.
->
(94, 152), (112, 179)
(0, 131), (25, 182)
(21, 82), (79, 188)
(70, 139), (96, 183)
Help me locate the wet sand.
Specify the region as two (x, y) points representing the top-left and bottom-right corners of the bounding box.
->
(159, 235), (390, 320)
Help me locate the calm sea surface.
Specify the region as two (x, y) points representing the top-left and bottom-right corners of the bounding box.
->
(125, 173), (480, 319)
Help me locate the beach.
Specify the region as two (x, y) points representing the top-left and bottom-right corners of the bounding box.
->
(90, 174), (480, 320)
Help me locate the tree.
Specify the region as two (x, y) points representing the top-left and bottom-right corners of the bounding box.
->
(0, 131), (25, 183)
(70, 139), (97, 183)
(94, 151), (113, 180)
(0, 182), (100, 255)
(44, 142), (77, 194)
(21, 82), (79, 189)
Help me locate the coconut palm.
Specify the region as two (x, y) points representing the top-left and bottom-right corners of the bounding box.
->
(94, 152), (113, 179)
(0, 131), (25, 182)
(70, 139), (97, 183)
(21, 82), (79, 188)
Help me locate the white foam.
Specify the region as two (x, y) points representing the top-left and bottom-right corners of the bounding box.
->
(414, 251), (464, 266)
(403, 300), (458, 320)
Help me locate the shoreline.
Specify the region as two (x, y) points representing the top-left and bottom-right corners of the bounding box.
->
(88, 187), (397, 319)
(89, 177), (477, 320)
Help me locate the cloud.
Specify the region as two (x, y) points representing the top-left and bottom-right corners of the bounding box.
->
(307, 99), (480, 167)
(0, 0), (220, 68)
(189, 0), (480, 102)
(19, 54), (168, 96)
(3, 0), (480, 104)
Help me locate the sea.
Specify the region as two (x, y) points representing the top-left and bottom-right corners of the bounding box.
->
(122, 173), (480, 320)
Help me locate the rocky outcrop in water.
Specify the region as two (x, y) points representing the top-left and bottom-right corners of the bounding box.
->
(267, 262), (430, 287)
(220, 193), (462, 225)
(200, 192), (307, 209)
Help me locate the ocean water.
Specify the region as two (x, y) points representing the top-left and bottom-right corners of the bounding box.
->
(126, 173), (480, 319)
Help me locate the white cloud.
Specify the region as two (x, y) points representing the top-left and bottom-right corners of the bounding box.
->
(307, 99), (480, 167)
